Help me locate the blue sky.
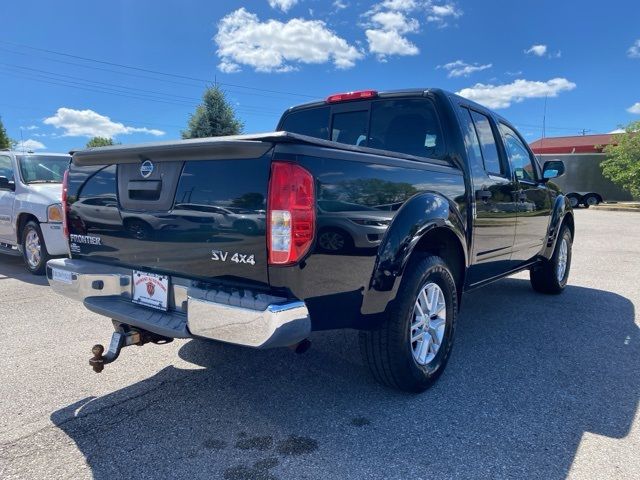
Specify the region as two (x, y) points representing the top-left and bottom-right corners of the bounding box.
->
(1, 0), (639, 153)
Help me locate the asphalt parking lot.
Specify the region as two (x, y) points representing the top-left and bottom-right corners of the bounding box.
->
(0, 209), (638, 479)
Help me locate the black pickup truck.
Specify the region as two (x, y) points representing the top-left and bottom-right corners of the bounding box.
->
(47, 88), (574, 392)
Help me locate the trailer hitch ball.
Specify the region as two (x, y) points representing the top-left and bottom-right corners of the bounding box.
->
(89, 327), (172, 373)
(89, 328), (135, 373)
(90, 344), (106, 373)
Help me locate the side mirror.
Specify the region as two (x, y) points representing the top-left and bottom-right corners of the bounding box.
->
(0, 176), (15, 191)
(542, 160), (565, 181)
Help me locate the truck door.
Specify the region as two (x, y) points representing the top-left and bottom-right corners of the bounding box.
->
(457, 107), (518, 286)
(499, 123), (552, 263)
(0, 155), (16, 241)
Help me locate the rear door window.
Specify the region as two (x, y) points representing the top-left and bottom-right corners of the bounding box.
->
(369, 99), (444, 158)
(469, 110), (505, 176)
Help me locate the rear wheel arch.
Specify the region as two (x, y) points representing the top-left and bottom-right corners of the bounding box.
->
(407, 226), (467, 303)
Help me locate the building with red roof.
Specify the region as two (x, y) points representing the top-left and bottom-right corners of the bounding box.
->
(529, 134), (617, 155)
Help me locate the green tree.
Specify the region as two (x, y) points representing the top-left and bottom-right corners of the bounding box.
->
(0, 117), (16, 150)
(86, 136), (116, 148)
(182, 86), (243, 139)
(601, 121), (640, 199)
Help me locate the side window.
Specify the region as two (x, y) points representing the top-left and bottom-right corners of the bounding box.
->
(369, 99), (444, 158)
(458, 109), (483, 166)
(469, 111), (504, 176)
(331, 110), (369, 146)
(500, 124), (536, 182)
(279, 107), (330, 140)
(0, 156), (14, 181)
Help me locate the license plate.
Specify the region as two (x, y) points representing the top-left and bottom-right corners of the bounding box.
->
(132, 270), (169, 311)
(52, 268), (73, 284)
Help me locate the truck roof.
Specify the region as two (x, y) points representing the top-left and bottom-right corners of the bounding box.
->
(281, 87), (516, 131)
(282, 88), (443, 113)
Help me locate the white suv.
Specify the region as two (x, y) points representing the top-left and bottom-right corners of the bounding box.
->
(0, 151), (70, 274)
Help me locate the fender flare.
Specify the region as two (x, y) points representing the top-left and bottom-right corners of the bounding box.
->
(541, 194), (574, 259)
(361, 192), (468, 316)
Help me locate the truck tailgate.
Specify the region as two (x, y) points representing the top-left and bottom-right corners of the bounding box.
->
(67, 139), (273, 286)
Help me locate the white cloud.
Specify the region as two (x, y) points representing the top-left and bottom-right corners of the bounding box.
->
(333, 0), (348, 10)
(525, 44), (547, 57)
(380, 0), (417, 10)
(627, 102), (640, 114)
(628, 39), (640, 58)
(609, 128), (625, 134)
(268, 0), (298, 13)
(364, 1), (461, 59)
(426, 2), (462, 26)
(366, 29), (419, 57)
(43, 108), (165, 138)
(215, 8), (363, 72)
(438, 60), (492, 78)
(370, 11), (419, 33)
(456, 78), (576, 109)
(24, 125), (39, 131)
(16, 139), (46, 151)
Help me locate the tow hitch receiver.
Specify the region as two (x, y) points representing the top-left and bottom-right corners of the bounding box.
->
(89, 324), (173, 373)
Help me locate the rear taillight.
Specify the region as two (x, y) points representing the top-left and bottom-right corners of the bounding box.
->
(61, 169), (69, 239)
(267, 162), (315, 265)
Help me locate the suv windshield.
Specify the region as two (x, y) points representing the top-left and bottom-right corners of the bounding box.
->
(18, 155), (70, 184)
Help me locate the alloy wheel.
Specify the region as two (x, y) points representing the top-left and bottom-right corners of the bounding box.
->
(25, 229), (42, 269)
(410, 282), (447, 366)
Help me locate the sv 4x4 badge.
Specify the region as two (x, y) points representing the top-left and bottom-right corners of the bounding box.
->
(211, 250), (256, 265)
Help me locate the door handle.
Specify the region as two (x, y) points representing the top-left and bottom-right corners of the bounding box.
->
(476, 189), (492, 201)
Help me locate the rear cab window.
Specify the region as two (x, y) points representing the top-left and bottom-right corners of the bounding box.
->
(369, 98), (444, 158)
(279, 107), (330, 140)
(278, 96), (445, 159)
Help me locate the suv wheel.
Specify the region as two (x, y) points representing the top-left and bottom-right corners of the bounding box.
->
(22, 220), (50, 275)
(318, 229), (353, 253)
(359, 254), (457, 392)
(530, 224), (572, 294)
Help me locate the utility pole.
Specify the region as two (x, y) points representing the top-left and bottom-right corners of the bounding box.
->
(542, 94), (547, 139)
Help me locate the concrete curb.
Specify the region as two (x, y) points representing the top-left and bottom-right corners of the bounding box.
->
(592, 205), (640, 212)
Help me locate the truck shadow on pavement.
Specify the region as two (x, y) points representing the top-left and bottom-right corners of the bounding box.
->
(0, 256), (48, 286)
(48, 279), (638, 479)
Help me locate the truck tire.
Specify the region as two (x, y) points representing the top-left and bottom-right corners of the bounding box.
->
(529, 224), (572, 294)
(21, 220), (50, 275)
(582, 194), (600, 207)
(566, 194), (580, 208)
(359, 254), (457, 393)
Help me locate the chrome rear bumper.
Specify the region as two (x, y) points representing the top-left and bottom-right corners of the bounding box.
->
(46, 258), (311, 349)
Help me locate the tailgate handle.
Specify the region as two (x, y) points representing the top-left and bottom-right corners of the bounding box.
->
(127, 180), (161, 201)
